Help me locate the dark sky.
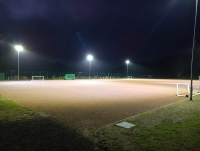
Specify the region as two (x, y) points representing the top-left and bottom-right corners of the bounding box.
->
(0, 0), (199, 70)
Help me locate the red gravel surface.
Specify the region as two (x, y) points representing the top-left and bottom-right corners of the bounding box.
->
(0, 79), (198, 132)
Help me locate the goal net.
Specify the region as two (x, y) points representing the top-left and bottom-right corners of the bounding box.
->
(143, 75), (154, 78)
(127, 76), (132, 79)
(177, 83), (189, 97)
(177, 83), (200, 97)
(32, 76), (44, 81)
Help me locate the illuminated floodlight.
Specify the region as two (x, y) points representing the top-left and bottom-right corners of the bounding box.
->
(14, 45), (24, 80)
(126, 60), (129, 64)
(87, 55), (93, 61)
(125, 60), (130, 78)
(14, 45), (23, 51)
(87, 55), (93, 79)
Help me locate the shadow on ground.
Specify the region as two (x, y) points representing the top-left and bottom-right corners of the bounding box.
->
(0, 117), (94, 151)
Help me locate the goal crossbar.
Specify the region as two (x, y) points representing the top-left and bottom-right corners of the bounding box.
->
(143, 75), (154, 78)
(177, 83), (189, 96)
(177, 83), (200, 97)
(32, 76), (44, 81)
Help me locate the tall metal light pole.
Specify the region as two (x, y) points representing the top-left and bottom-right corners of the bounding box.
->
(14, 45), (23, 80)
(190, 0), (198, 100)
(126, 60), (129, 78)
(87, 55), (93, 79)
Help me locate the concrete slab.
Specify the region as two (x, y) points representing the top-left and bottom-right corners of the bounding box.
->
(116, 122), (135, 129)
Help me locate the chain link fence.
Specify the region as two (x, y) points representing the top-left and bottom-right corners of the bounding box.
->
(4, 70), (145, 80)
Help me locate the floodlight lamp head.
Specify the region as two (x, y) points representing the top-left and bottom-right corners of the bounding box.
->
(15, 45), (23, 51)
(87, 55), (93, 61)
(126, 60), (129, 64)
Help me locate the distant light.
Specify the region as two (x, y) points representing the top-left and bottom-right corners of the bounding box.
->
(87, 55), (93, 61)
(14, 45), (23, 51)
(126, 60), (129, 64)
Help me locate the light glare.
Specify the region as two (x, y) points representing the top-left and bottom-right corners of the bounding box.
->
(87, 55), (93, 61)
(126, 60), (129, 64)
(15, 45), (23, 51)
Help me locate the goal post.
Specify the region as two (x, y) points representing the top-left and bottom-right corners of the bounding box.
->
(177, 83), (200, 97)
(177, 83), (189, 97)
(143, 75), (154, 78)
(31, 76), (44, 81)
(199, 76), (200, 89)
(127, 76), (132, 79)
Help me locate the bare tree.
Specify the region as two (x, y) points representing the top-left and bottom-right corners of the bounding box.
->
(170, 54), (185, 78)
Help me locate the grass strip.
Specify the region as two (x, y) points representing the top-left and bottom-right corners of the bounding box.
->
(0, 95), (94, 151)
(2, 93), (200, 151)
(90, 95), (200, 151)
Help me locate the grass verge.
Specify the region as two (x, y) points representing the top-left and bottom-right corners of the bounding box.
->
(0, 95), (94, 151)
(1, 94), (200, 151)
(89, 95), (200, 151)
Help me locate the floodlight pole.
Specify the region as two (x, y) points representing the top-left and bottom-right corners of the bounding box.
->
(126, 60), (129, 78)
(190, 0), (198, 100)
(127, 63), (128, 77)
(87, 55), (93, 79)
(18, 50), (19, 80)
(15, 45), (23, 81)
(89, 60), (91, 79)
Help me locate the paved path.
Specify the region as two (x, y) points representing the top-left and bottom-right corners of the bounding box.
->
(0, 79), (198, 132)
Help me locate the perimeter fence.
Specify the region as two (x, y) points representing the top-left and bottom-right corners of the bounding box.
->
(3, 70), (147, 80)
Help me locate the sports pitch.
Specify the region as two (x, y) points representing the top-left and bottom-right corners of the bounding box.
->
(0, 79), (198, 132)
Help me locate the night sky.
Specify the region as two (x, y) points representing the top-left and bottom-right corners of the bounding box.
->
(0, 0), (199, 71)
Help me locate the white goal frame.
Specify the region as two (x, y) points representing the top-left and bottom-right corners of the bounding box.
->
(143, 75), (154, 78)
(127, 76), (132, 79)
(177, 83), (200, 97)
(31, 76), (44, 81)
(177, 83), (189, 96)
